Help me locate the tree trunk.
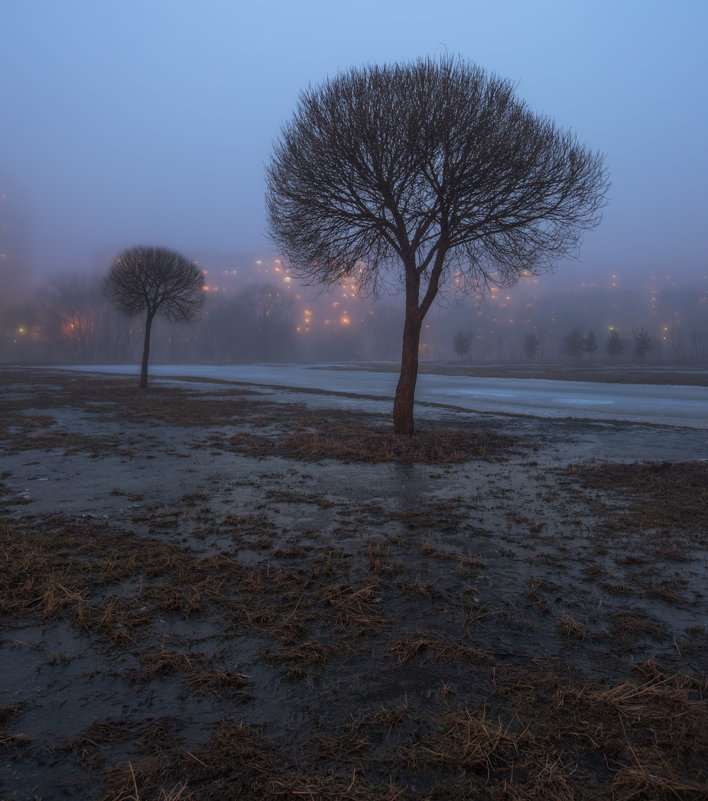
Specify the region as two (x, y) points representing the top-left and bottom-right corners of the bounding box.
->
(140, 312), (154, 390)
(393, 315), (423, 436)
(393, 262), (423, 436)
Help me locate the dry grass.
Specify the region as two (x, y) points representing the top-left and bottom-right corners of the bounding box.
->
(608, 763), (707, 801)
(185, 668), (252, 699)
(569, 460), (708, 534)
(386, 634), (489, 664)
(415, 706), (525, 775)
(271, 422), (506, 463)
(558, 610), (587, 641)
(3, 511), (706, 799)
(0, 368), (519, 463)
(2, 369), (707, 801)
(320, 582), (386, 635)
(0, 730), (30, 749)
(492, 757), (578, 801)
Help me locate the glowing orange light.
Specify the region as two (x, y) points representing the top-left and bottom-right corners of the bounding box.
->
(61, 315), (94, 338)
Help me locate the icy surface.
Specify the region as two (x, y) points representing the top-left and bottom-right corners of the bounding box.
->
(56, 363), (708, 429)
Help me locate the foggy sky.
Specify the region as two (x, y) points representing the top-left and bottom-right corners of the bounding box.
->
(2, 0), (707, 289)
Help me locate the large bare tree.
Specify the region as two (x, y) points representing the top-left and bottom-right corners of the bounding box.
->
(104, 245), (204, 388)
(266, 57), (608, 435)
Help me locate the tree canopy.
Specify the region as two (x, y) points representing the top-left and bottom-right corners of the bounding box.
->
(267, 57), (608, 434)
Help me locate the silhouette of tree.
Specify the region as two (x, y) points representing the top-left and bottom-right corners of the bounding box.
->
(104, 245), (204, 388)
(266, 57), (608, 434)
(244, 283), (296, 361)
(453, 330), (472, 360)
(634, 327), (651, 362)
(38, 274), (102, 361)
(606, 329), (624, 360)
(523, 331), (540, 360)
(563, 328), (584, 359)
(582, 330), (597, 359)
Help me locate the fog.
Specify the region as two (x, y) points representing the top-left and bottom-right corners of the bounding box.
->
(2, 2), (707, 352)
(3, 259), (707, 366)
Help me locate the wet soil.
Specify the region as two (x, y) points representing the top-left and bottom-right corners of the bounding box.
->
(0, 367), (706, 800)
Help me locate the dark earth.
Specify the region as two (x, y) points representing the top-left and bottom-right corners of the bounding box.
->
(1, 366), (706, 800)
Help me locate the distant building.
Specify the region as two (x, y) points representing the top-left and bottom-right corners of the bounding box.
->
(0, 180), (32, 304)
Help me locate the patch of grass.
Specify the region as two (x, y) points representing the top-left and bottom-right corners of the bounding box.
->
(185, 668), (251, 700)
(386, 634), (489, 664)
(569, 460), (708, 535)
(610, 609), (668, 641)
(414, 706), (526, 774)
(558, 610), (587, 641)
(492, 757), (578, 801)
(320, 582), (387, 636)
(224, 408), (519, 464)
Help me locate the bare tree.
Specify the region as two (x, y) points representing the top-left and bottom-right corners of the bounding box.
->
(37, 273), (104, 361)
(266, 57), (608, 435)
(104, 245), (204, 388)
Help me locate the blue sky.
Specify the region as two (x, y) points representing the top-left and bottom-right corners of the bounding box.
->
(1, 0), (706, 287)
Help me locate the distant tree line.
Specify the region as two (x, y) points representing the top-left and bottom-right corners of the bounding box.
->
(560, 327), (651, 361)
(0, 270), (402, 365)
(2, 270), (708, 366)
(449, 321), (707, 364)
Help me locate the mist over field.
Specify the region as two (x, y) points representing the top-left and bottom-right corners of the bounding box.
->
(2, 251), (707, 366)
(1, 2), (707, 370)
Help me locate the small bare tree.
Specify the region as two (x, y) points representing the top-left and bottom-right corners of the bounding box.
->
(104, 245), (204, 388)
(267, 57), (608, 435)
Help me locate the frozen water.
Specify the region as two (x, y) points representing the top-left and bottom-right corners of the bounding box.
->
(54, 363), (708, 430)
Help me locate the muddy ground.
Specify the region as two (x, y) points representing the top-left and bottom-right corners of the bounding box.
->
(0, 367), (706, 800)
